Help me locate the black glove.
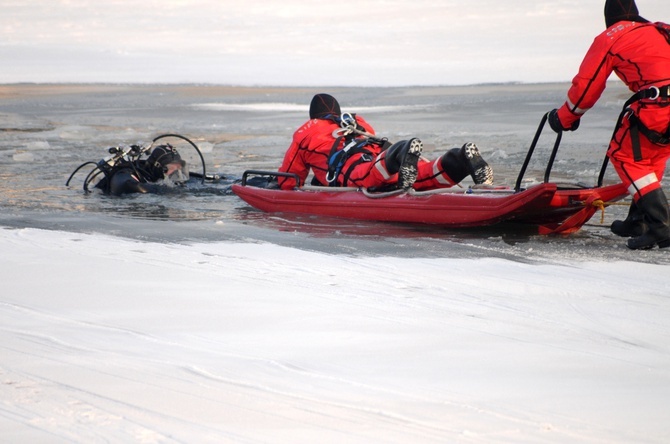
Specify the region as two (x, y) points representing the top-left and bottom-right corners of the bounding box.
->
(548, 109), (580, 133)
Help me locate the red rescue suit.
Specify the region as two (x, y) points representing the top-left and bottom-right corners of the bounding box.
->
(556, 21), (670, 200)
(278, 116), (459, 191)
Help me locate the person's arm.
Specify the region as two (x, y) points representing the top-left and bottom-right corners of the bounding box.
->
(109, 170), (158, 195)
(552, 31), (615, 131)
(278, 135), (310, 190)
(354, 115), (376, 136)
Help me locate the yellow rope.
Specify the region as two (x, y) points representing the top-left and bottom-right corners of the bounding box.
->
(587, 199), (630, 224)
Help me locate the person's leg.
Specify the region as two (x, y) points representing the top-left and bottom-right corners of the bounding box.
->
(413, 143), (493, 191)
(609, 122), (670, 248)
(610, 201), (647, 237)
(359, 139), (423, 190)
(627, 188), (670, 249)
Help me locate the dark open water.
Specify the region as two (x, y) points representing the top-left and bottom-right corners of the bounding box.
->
(1, 83), (668, 264)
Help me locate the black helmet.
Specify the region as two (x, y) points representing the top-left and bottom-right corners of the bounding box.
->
(309, 93), (341, 119)
(146, 144), (184, 181)
(604, 0), (647, 28)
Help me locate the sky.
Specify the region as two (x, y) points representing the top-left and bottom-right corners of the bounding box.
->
(0, 0), (667, 86)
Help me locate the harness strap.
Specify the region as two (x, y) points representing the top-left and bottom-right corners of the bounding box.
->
(608, 22), (670, 160)
(633, 84), (670, 101)
(613, 83), (670, 162)
(341, 155), (372, 186)
(629, 116), (644, 162)
(326, 144), (372, 187)
(326, 142), (374, 186)
(325, 137), (341, 184)
(324, 112), (389, 186)
(630, 113), (670, 144)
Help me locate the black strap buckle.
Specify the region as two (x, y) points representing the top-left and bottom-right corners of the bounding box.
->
(642, 84), (670, 100)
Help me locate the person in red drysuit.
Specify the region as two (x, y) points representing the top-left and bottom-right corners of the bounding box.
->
(548, 0), (670, 250)
(278, 93), (493, 192)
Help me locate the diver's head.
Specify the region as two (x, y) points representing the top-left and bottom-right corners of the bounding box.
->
(146, 144), (188, 183)
(309, 93), (341, 119)
(604, 0), (647, 28)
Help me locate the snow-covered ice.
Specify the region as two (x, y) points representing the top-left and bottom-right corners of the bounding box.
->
(1, 227), (669, 443)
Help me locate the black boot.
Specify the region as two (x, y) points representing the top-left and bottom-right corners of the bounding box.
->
(463, 143), (494, 185)
(626, 189), (670, 250)
(440, 143), (493, 186)
(611, 201), (647, 237)
(384, 139), (423, 190)
(439, 147), (469, 183)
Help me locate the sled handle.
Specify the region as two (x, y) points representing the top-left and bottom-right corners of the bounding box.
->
(241, 170), (301, 187)
(543, 126), (563, 184)
(514, 114), (562, 192)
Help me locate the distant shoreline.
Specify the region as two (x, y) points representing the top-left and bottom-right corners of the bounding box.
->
(0, 81), (632, 103)
(0, 80), (572, 88)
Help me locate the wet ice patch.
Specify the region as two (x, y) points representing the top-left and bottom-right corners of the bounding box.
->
(13, 151), (35, 162)
(197, 141), (214, 153)
(25, 141), (51, 150)
(191, 103), (430, 114)
(58, 125), (96, 140)
(0, 113), (53, 132)
(347, 105), (433, 113)
(192, 103), (308, 112)
(490, 149), (508, 159)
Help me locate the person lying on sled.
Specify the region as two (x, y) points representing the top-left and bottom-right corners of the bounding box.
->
(96, 144), (188, 195)
(547, 0), (670, 250)
(277, 93), (493, 191)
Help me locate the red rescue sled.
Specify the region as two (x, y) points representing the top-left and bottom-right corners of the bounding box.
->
(232, 116), (629, 234)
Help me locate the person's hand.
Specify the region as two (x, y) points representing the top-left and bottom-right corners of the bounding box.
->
(548, 109), (580, 133)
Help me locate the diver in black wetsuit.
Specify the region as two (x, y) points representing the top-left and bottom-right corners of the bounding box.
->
(67, 134), (233, 195)
(96, 144), (188, 195)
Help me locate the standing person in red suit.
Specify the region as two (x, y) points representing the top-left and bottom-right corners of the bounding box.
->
(278, 93), (493, 192)
(548, 0), (670, 250)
